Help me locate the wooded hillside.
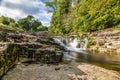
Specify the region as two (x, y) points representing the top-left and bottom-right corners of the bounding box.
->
(47, 0), (120, 34)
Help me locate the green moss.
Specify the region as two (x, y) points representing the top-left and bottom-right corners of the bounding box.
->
(88, 38), (96, 48)
(0, 23), (23, 31)
(0, 44), (19, 77)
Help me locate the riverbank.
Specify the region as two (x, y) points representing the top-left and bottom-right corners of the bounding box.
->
(2, 61), (120, 80)
(1, 28), (120, 80)
(88, 29), (120, 55)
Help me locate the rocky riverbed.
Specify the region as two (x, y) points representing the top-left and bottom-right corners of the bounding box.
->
(2, 61), (120, 80)
(1, 29), (120, 80)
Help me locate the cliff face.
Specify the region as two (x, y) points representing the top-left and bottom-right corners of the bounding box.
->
(88, 29), (120, 54)
(0, 29), (64, 77)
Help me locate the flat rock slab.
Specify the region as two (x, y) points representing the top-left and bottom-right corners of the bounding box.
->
(2, 61), (83, 80)
(3, 61), (120, 80)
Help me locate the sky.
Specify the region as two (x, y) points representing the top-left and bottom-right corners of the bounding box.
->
(0, 0), (52, 26)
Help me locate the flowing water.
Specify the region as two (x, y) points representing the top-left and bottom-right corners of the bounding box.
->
(53, 36), (120, 73)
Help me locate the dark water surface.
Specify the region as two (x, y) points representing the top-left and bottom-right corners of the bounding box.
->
(71, 52), (120, 73)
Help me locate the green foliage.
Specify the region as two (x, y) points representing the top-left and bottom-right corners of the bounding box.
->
(0, 16), (15, 25)
(88, 38), (96, 47)
(45, 0), (57, 12)
(59, 0), (70, 14)
(0, 23), (22, 31)
(17, 15), (42, 31)
(48, 0), (71, 34)
(47, 0), (120, 34)
(37, 26), (48, 31)
(0, 15), (47, 32)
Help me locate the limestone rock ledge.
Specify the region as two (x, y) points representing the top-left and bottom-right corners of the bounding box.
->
(0, 29), (64, 77)
(88, 29), (120, 54)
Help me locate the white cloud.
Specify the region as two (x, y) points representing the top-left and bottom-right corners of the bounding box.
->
(0, 0), (52, 26)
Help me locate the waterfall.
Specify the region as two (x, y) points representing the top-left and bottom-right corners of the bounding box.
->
(53, 38), (66, 47)
(83, 38), (88, 50)
(71, 0), (75, 7)
(53, 36), (88, 53)
(69, 38), (79, 48)
(53, 36), (88, 61)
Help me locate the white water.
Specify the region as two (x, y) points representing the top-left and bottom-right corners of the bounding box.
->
(83, 38), (88, 50)
(68, 37), (88, 52)
(69, 38), (79, 48)
(53, 38), (66, 47)
(53, 37), (88, 52)
(53, 37), (88, 60)
(63, 52), (75, 61)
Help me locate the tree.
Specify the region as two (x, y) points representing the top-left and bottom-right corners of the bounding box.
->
(46, 0), (71, 34)
(45, 0), (58, 12)
(48, 0), (120, 34)
(0, 16), (15, 25)
(17, 15), (42, 31)
(37, 26), (48, 31)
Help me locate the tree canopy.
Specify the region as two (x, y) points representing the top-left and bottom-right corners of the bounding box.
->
(0, 15), (48, 32)
(47, 0), (120, 34)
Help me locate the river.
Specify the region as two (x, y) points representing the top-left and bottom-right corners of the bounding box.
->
(69, 51), (120, 73)
(53, 36), (120, 73)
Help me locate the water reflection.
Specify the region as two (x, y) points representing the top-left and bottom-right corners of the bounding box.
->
(74, 52), (120, 73)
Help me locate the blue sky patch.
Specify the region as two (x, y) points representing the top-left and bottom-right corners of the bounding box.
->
(0, 0), (52, 26)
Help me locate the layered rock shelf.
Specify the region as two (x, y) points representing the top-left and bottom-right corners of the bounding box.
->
(0, 29), (64, 77)
(89, 29), (120, 54)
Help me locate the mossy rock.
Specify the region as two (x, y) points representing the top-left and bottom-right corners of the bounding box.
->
(88, 38), (96, 48)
